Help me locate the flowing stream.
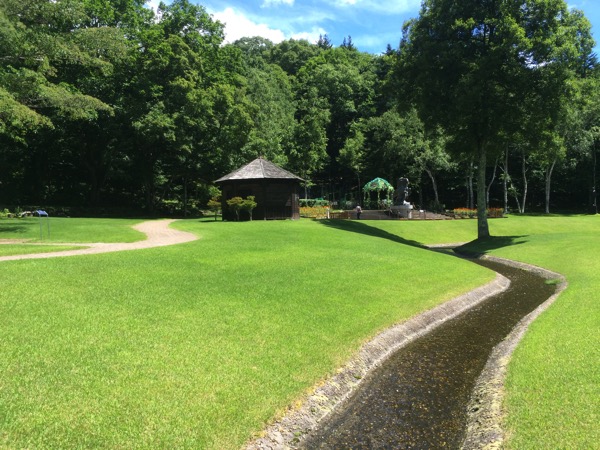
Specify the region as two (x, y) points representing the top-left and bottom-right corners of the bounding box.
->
(301, 257), (556, 449)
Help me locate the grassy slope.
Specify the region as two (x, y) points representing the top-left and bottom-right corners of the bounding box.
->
(0, 218), (491, 449)
(2, 215), (596, 448)
(0, 245), (85, 257)
(336, 215), (599, 447)
(457, 215), (600, 449)
(0, 218), (144, 243)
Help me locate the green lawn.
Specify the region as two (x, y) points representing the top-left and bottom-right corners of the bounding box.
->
(0, 244), (85, 257)
(0, 217), (144, 243)
(361, 215), (599, 448)
(0, 215), (597, 449)
(0, 218), (491, 449)
(458, 215), (600, 449)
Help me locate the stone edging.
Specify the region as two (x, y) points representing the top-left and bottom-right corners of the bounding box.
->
(461, 255), (567, 449)
(246, 268), (511, 449)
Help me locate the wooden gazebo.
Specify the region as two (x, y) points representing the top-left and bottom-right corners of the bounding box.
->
(215, 158), (304, 220)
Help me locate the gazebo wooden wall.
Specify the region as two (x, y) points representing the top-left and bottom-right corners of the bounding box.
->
(218, 179), (301, 221)
(215, 157), (303, 221)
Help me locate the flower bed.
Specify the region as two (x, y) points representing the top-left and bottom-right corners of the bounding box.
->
(300, 207), (349, 219)
(452, 208), (504, 218)
(300, 206), (329, 219)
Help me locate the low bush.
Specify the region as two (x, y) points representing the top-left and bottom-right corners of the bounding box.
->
(452, 208), (504, 218)
(299, 198), (329, 207)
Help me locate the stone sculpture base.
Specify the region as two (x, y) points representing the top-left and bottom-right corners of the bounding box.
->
(390, 204), (413, 219)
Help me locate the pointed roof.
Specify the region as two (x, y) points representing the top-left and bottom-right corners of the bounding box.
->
(215, 157), (304, 183)
(363, 177), (394, 192)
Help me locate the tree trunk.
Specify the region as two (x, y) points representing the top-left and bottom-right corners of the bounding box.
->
(521, 150), (528, 214)
(512, 188), (522, 214)
(425, 168), (440, 205)
(486, 156), (498, 208)
(592, 141), (598, 214)
(477, 143), (490, 239)
(467, 156), (475, 209)
(502, 147), (509, 214)
(183, 176), (188, 217)
(544, 158), (557, 214)
(357, 172), (361, 205)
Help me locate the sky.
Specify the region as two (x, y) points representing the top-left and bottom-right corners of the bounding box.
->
(148, 0), (600, 55)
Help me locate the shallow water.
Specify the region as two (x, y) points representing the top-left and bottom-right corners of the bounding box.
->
(301, 257), (556, 449)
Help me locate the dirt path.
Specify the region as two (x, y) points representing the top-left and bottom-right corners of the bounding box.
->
(0, 219), (198, 262)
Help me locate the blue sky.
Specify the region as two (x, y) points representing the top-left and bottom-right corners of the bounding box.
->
(149, 1), (600, 55)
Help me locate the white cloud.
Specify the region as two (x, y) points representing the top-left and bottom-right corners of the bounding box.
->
(353, 32), (401, 52)
(262, 0), (295, 6)
(146, 0), (161, 13)
(212, 8), (287, 44)
(331, 0), (420, 14)
(291, 27), (328, 43)
(211, 7), (328, 45)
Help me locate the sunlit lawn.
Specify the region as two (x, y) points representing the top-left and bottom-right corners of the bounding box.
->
(0, 217), (144, 243)
(0, 214), (597, 449)
(0, 244), (85, 257)
(366, 214), (599, 448)
(0, 218), (491, 449)
(457, 215), (600, 449)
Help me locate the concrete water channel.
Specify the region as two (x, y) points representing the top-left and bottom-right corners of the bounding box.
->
(299, 256), (558, 449)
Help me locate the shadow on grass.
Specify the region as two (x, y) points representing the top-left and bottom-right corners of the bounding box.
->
(457, 235), (529, 256)
(0, 224), (29, 234)
(319, 219), (425, 249)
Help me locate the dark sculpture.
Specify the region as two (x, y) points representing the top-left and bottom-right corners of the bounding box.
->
(396, 177), (410, 205)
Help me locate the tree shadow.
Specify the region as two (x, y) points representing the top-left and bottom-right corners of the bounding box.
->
(0, 225), (29, 234)
(456, 235), (529, 256)
(319, 219), (425, 249)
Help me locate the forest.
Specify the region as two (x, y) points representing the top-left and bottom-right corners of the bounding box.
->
(1, 0), (598, 219)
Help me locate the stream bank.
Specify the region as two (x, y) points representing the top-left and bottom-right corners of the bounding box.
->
(299, 257), (558, 448)
(247, 255), (565, 449)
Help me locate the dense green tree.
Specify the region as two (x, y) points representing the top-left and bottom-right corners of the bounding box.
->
(564, 74), (600, 213)
(235, 61), (295, 166)
(296, 48), (376, 177)
(122, 0), (253, 211)
(268, 39), (321, 77)
(316, 34), (333, 50)
(233, 36), (274, 69)
(0, 0), (597, 215)
(288, 86), (330, 196)
(396, 0), (593, 238)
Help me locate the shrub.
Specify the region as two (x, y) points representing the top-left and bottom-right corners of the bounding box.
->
(299, 198), (330, 208)
(240, 196), (257, 221)
(226, 196), (257, 221)
(452, 208), (504, 218)
(207, 196), (221, 221)
(226, 197), (244, 221)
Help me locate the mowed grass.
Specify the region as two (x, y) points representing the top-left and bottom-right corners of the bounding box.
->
(456, 215), (599, 449)
(370, 214), (599, 448)
(0, 244), (85, 257)
(2, 215), (596, 448)
(0, 217), (144, 243)
(0, 218), (492, 449)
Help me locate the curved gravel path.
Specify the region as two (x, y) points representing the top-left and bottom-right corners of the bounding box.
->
(0, 219), (198, 262)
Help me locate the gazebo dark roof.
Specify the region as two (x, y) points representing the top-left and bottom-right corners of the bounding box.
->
(215, 157), (303, 183)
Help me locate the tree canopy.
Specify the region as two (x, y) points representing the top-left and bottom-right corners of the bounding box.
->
(0, 0), (597, 227)
(395, 0), (595, 238)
